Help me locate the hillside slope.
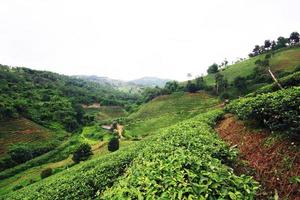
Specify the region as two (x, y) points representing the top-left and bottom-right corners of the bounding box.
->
(125, 91), (219, 137)
(204, 47), (300, 85)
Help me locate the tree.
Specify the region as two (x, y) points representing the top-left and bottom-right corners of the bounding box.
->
(289, 32), (300, 45)
(185, 80), (198, 93)
(271, 40), (277, 50)
(264, 40), (271, 50)
(72, 143), (93, 163)
(233, 76), (247, 94)
(108, 137), (119, 152)
(195, 76), (205, 90)
(164, 81), (179, 93)
(276, 36), (288, 49)
(252, 45), (260, 56)
(215, 73), (227, 94)
(207, 63), (219, 74)
(8, 145), (32, 164)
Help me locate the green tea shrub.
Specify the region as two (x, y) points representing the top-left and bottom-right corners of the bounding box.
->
(226, 87), (300, 133)
(247, 71), (300, 97)
(101, 110), (258, 199)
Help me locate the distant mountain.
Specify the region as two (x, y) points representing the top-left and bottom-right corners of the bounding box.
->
(74, 75), (144, 93)
(74, 75), (171, 89)
(74, 75), (129, 87)
(128, 77), (171, 87)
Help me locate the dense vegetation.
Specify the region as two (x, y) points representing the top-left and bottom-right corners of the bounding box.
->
(102, 110), (258, 199)
(247, 71), (300, 96)
(0, 65), (140, 132)
(3, 110), (259, 199)
(226, 87), (300, 135)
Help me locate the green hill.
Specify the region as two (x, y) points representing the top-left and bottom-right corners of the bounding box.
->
(204, 47), (300, 86)
(125, 91), (219, 137)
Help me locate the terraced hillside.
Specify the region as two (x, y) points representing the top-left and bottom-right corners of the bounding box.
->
(3, 110), (259, 200)
(125, 91), (219, 137)
(0, 118), (53, 156)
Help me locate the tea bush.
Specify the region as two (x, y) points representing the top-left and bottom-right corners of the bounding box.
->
(4, 110), (259, 199)
(226, 87), (300, 133)
(101, 110), (258, 199)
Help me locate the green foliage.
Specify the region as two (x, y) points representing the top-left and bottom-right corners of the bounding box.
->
(233, 76), (248, 94)
(126, 92), (219, 138)
(248, 71), (300, 96)
(0, 65), (139, 132)
(207, 63), (219, 74)
(226, 87), (300, 133)
(185, 80), (198, 93)
(164, 81), (180, 93)
(108, 137), (119, 152)
(3, 110), (259, 200)
(72, 143), (93, 163)
(0, 142), (57, 170)
(0, 137), (81, 180)
(101, 110), (259, 199)
(3, 138), (149, 199)
(40, 168), (53, 179)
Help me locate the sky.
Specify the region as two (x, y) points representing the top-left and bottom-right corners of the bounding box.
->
(0, 0), (299, 81)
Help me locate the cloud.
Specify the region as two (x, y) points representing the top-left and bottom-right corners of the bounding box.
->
(0, 0), (299, 80)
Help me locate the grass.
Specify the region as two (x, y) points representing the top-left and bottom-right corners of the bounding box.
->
(204, 46), (300, 86)
(125, 91), (219, 137)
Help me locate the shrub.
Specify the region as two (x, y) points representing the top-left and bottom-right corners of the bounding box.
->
(8, 145), (33, 164)
(219, 92), (230, 100)
(12, 184), (23, 191)
(108, 137), (119, 152)
(294, 65), (300, 72)
(226, 87), (300, 134)
(40, 168), (53, 179)
(248, 71), (300, 97)
(72, 143), (93, 163)
(102, 110), (259, 199)
(4, 110), (259, 200)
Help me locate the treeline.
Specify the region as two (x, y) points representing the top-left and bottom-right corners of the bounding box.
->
(141, 76), (208, 102)
(249, 31), (299, 57)
(0, 65), (140, 132)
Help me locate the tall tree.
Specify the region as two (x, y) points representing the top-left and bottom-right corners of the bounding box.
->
(195, 76), (205, 90)
(276, 36), (288, 49)
(185, 80), (197, 93)
(253, 45), (260, 56)
(207, 63), (219, 74)
(264, 40), (271, 50)
(215, 73), (227, 94)
(289, 32), (300, 45)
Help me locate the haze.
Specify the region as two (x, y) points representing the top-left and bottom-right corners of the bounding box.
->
(0, 0), (299, 81)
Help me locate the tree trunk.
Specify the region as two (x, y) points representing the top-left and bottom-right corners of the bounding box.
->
(268, 67), (283, 89)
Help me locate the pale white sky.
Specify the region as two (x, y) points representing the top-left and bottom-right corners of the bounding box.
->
(0, 0), (299, 81)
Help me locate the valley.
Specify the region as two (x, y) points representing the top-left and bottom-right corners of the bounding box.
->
(0, 33), (300, 199)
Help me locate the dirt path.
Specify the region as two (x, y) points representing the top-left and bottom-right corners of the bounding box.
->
(117, 124), (124, 139)
(216, 114), (300, 200)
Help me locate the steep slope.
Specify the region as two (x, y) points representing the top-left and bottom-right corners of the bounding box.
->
(3, 110), (259, 200)
(204, 46), (300, 86)
(125, 91), (219, 137)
